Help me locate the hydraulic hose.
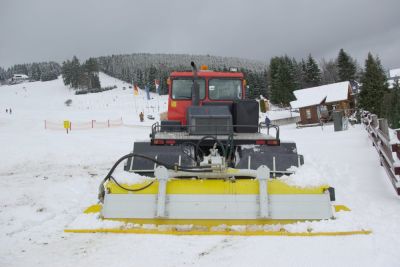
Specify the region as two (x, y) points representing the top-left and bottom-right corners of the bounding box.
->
(98, 152), (219, 202)
(195, 135), (227, 164)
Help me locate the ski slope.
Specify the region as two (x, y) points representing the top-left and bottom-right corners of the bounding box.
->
(0, 74), (399, 267)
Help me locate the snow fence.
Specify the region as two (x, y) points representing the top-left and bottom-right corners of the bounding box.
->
(44, 118), (124, 131)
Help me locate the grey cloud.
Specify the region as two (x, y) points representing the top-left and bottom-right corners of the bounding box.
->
(1, 0), (399, 69)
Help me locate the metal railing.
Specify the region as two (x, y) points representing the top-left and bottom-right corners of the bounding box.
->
(151, 122), (280, 140)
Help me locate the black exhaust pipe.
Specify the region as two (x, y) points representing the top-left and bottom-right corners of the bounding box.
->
(191, 61), (200, 106)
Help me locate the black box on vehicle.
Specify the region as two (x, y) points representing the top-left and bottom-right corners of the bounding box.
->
(160, 120), (181, 132)
(233, 100), (259, 133)
(187, 106), (232, 135)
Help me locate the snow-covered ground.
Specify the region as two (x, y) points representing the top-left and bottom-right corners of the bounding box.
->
(1, 74), (400, 267)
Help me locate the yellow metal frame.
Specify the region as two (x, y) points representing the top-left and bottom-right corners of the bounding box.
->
(64, 228), (371, 236)
(83, 204), (351, 215)
(106, 179), (330, 195)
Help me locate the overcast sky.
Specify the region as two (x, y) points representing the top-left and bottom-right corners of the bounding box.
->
(1, 0), (399, 70)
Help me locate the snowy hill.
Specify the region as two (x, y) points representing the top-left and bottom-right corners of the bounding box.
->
(0, 74), (400, 267)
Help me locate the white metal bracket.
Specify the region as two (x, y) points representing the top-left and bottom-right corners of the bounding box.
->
(154, 166), (169, 218)
(257, 165), (270, 218)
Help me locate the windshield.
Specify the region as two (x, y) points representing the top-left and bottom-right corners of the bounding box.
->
(172, 79), (205, 100)
(208, 79), (242, 100)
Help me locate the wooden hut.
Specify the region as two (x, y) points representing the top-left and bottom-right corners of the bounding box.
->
(290, 81), (353, 126)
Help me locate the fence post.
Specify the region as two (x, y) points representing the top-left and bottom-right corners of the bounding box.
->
(108, 120), (110, 128)
(378, 118), (389, 138)
(92, 120), (94, 128)
(371, 115), (378, 128)
(44, 120), (47, 129)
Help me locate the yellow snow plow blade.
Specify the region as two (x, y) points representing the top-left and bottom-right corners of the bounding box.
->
(64, 204), (372, 237)
(64, 203), (371, 236)
(65, 168), (371, 236)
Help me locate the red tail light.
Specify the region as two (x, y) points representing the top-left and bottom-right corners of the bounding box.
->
(153, 139), (165, 145)
(165, 139), (176, 145)
(256, 140), (266, 145)
(267, 140), (280, 146)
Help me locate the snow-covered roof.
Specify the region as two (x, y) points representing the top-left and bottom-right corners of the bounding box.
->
(12, 74), (29, 79)
(290, 81), (350, 109)
(388, 77), (399, 89)
(389, 68), (400, 78)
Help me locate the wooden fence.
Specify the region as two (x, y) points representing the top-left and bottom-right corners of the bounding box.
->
(362, 111), (400, 195)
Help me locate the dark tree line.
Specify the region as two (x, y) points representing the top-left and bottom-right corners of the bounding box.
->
(0, 62), (61, 82)
(95, 53), (268, 98)
(0, 67), (5, 83)
(61, 56), (101, 90)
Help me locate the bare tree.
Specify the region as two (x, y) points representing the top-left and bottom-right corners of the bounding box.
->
(320, 58), (339, 84)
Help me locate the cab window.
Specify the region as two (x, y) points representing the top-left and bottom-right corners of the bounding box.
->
(172, 79), (205, 100)
(208, 79), (242, 100)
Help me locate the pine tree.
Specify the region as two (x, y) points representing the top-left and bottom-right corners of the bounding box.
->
(268, 56), (296, 106)
(291, 59), (307, 89)
(62, 56), (97, 89)
(91, 74), (101, 89)
(260, 69), (268, 97)
(358, 53), (389, 116)
(304, 54), (321, 87)
(391, 79), (400, 128)
(83, 58), (101, 89)
(382, 79), (400, 128)
(62, 60), (72, 86)
(246, 71), (258, 99)
(148, 65), (157, 91)
(40, 70), (58, 81)
(84, 58), (99, 73)
(0, 67), (5, 81)
(337, 48), (356, 82)
(70, 56), (82, 89)
(31, 63), (42, 81)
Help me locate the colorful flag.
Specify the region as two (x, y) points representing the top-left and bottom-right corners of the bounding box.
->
(155, 79), (160, 95)
(133, 84), (139, 96)
(145, 85), (150, 100)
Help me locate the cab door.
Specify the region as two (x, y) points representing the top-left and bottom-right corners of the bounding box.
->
(168, 78), (206, 125)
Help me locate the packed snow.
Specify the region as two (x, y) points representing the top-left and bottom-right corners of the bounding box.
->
(1, 73), (400, 267)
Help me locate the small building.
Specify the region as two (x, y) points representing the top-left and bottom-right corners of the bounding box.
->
(290, 81), (353, 126)
(10, 74), (29, 84)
